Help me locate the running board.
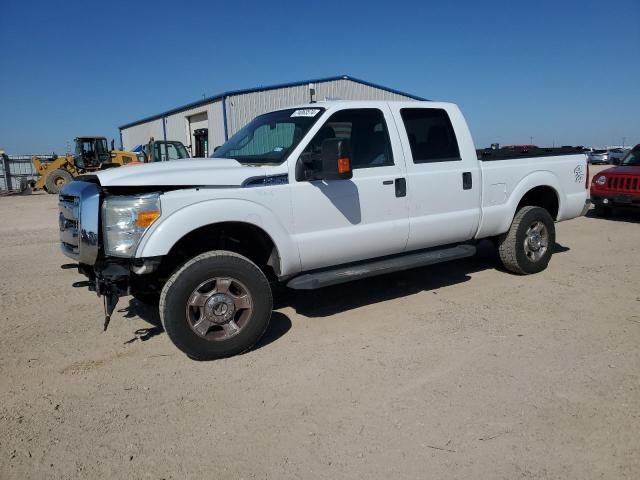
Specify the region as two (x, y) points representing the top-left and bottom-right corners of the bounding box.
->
(287, 244), (476, 290)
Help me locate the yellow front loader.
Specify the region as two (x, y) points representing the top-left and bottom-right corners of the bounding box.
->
(31, 136), (138, 194)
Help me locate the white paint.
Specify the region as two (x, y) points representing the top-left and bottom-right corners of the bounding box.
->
(98, 100), (588, 278)
(290, 109), (321, 118)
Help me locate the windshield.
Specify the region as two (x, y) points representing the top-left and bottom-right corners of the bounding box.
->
(211, 108), (324, 164)
(621, 146), (640, 166)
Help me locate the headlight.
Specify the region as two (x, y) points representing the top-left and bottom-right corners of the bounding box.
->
(102, 193), (161, 257)
(595, 175), (606, 186)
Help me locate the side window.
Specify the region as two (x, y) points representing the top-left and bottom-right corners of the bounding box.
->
(305, 108), (393, 169)
(400, 108), (461, 163)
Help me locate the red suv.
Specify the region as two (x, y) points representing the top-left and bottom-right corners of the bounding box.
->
(591, 144), (640, 214)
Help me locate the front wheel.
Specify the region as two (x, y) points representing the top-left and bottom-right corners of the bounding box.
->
(498, 206), (555, 275)
(159, 251), (272, 360)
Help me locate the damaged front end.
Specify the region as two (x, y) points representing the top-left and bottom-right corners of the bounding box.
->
(58, 180), (162, 330)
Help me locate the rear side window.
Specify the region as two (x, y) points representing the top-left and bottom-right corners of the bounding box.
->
(400, 108), (461, 163)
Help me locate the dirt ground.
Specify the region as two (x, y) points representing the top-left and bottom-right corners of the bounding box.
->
(1, 167), (639, 479)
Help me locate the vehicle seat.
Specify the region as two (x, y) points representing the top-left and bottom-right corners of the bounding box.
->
(311, 126), (336, 152)
(353, 130), (389, 167)
(422, 124), (450, 158)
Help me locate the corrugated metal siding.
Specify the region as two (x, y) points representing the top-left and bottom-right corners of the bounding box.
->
(225, 79), (414, 137)
(121, 119), (164, 151)
(316, 79), (412, 102)
(122, 79), (417, 153)
(164, 103), (209, 154)
(122, 100), (226, 156)
(208, 100), (226, 154)
(225, 85), (310, 136)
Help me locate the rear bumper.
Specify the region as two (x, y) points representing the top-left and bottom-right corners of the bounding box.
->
(580, 199), (591, 216)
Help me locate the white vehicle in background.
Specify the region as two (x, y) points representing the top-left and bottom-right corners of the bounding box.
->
(58, 100), (589, 360)
(587, 148), (609, 164)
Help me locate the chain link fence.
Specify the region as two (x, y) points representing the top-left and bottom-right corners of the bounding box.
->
(0, 155), (49, 193)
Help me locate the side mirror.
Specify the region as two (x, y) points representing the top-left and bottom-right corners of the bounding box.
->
(214, 145), (221, 152)
(319, 138), (352, 180)
(611, 158), (620, 166)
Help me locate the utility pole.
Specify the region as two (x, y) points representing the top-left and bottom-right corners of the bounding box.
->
(622, 137), (626, 148)
(529, 136), (533, 145)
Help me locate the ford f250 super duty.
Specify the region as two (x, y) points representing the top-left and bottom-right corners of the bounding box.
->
(59, 100), (590, 360)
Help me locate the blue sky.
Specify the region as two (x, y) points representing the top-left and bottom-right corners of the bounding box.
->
(1, 0), (638, 154)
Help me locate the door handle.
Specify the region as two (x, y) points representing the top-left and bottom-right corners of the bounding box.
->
(382, 180), (393, 185)
(462, 172), (472, 190)
(395, 178), (406, 197)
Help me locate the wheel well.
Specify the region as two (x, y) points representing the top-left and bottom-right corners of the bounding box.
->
(161, 222), (280, 281)
(517, 186), (559, 220)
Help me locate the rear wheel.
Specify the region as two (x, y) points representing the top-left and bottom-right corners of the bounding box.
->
(45, 169), (74, 194)
(160, 251), (272, 360)
(498, 206), (555, 275)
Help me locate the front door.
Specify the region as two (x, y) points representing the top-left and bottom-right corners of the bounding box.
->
(290, 106), (410, 271)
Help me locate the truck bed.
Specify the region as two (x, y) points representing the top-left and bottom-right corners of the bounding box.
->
(476, 146), (585, 161)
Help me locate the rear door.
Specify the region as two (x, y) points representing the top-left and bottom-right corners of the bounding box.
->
(389, 104), (482, 250)
(290, 105), (410, 271)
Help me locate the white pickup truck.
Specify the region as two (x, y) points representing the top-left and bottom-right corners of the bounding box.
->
(59, 100), (589, 359)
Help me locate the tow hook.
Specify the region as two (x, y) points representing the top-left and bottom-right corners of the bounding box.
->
(103, 291), (120, 331)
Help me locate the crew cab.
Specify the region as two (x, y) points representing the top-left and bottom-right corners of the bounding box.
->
(58, 100), (589, 360)
(591, 144), (640, 214)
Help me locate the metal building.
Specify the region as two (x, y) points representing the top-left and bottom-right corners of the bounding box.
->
(118, 75), (424, 157)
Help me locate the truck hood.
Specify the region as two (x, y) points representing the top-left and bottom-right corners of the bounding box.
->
(94, 158), (285, 187)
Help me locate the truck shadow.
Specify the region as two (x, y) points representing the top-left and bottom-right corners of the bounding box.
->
(274, 240), (570, 318)
(585, 208), (640, 224)
(120, 299), (292, 352)
(119, 240), (568, 349)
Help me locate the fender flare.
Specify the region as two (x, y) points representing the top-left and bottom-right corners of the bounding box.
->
(136, 198), (301, 276)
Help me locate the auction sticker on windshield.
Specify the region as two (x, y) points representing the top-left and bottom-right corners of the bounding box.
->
(291, 109), (320, 118)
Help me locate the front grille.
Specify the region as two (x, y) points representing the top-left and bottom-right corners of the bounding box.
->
(58, 181), (101, 264)
(606, 175), (640, 193)
(59, 195), (80, 259)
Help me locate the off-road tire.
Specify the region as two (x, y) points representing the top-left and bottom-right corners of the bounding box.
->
(159, 251), (272, 360)
(498, 206), (555, 275)
(45, 169), (74, 194)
